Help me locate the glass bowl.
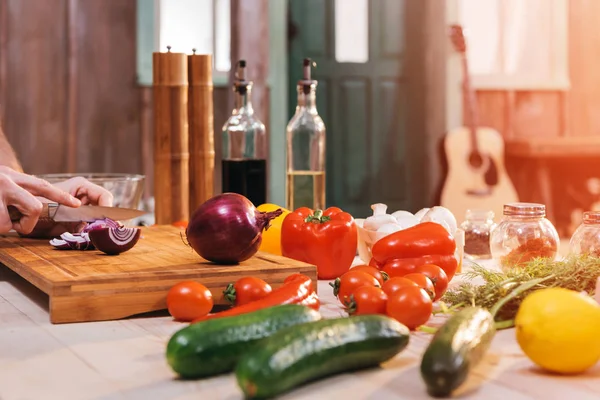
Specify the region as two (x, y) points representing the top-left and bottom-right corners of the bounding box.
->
(36, 173), (145, 209)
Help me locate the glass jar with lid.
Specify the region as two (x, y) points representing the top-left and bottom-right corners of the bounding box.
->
(569, 211), (600, 256)
(460, 209), (496, 260)
(490, 202), (559, 271)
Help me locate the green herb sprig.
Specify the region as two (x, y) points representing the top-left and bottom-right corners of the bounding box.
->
(441, 254), (600, 327)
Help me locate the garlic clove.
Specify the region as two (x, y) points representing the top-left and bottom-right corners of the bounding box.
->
(392, 211), (420, 230)
(364, 215), (398, 231)
(420, 206), (458, 235)
(414, 208), (430, 220)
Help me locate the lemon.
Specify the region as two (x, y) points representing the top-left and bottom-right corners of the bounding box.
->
(515, 287), (600, 374)
(256, 203), (290, 256)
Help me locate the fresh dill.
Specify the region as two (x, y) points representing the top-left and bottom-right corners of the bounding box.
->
(441, 254), (600, 324)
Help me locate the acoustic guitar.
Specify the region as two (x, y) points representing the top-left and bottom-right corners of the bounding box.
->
(440, 24), (518, 222)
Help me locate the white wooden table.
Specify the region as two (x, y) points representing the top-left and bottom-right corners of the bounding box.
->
(0, 256), (598, 400)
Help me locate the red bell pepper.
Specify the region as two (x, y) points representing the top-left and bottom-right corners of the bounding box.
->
(370, 222), (458, 280)
(281, 207), (357, 280)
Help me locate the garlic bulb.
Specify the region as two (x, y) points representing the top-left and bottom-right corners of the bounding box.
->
(364, 203), (397, 231)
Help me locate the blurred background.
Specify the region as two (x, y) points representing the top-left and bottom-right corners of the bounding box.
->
(0, 0), (598, 236)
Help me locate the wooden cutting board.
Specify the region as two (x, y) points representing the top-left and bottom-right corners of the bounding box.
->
(0, 225), (317, 324)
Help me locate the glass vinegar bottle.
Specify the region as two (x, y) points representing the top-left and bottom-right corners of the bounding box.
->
(286, 58), (326, 210)
(221, 60), (267, 206)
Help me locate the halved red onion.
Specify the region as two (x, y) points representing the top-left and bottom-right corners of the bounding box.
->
(83, 218), (122, 232)
(88, 227), (141, 255)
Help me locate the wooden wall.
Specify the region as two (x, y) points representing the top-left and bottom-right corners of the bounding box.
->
(0, 0), (230, 194)
(464, 0), (600, 234)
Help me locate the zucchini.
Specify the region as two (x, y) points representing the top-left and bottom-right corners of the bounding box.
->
(235, 314), (410, 399)
(166, 304), (321, 379)
(420, 307), (496, 397)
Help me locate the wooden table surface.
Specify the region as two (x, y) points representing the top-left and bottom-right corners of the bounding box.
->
(0, 256), (598, 400)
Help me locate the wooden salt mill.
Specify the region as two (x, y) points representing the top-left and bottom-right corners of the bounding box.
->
(187, 49), (214, 215)
(152, 46), (190, 224)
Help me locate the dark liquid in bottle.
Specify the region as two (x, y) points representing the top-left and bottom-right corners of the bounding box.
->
(222, 159), (267, 206)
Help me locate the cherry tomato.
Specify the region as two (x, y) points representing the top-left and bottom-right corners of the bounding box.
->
(403, 273), (436, 300)
(351, 265), (388, 286)
(381, 258), (418, 278)
(223, 277), (272, 306)
(346, 286), (388, 316)
(386, 286), (433, 330)
(167, 281), (213, 321)
(331, 270), (380, 305)
(381, 277), (419, 297)
(414, 264), (449, 301)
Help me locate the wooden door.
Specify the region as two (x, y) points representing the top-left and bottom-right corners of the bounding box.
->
(288, 0), (411, 217)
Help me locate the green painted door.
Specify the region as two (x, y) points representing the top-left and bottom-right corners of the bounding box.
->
(288, 0), (408, 218)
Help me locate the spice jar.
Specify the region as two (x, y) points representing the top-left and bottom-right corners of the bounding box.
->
(460, 209), (496, 259)
(569, 211), (600, 257)
(490, 203), (559, 270)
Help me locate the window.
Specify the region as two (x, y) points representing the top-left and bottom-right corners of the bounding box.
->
(158, 0), (231, 73)
(334, 0), (369, 63)
(456, 0), (569, 90)
(136, 0), (230, 85)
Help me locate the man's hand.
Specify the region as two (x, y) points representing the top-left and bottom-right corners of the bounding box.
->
(52, 177), (114, 207)
(0, 167), (82, 234)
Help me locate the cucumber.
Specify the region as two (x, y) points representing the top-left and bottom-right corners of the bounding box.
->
(420, 307), (496, 397)
(166, 304), (321, 379)
(235, 314), (410, 399)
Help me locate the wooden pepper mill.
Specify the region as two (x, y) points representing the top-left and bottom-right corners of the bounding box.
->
(152, 46), (190, 224)
(187, 50), (215, 215)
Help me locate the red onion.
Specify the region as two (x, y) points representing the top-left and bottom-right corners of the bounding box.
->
(88, 227), (141, 255)
(50, 232), (95, 250)
(186, 193), (283, 264)
(49, 218), (122, 251)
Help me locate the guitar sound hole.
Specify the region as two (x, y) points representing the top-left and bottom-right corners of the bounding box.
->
(468, 152), (484, 168)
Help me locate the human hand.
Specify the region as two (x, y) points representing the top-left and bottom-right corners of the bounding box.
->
(51, 176), (114, 207)
(0, 167), (81, 234)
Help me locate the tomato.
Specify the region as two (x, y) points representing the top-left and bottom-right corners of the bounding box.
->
(381, 277), (419, 297)
(346, 286), (388, 316)
(351, 265), (388, 286)
(381, 258), (418, 278)
(386, 286), (433, 330)
(330, 270), (380, 305)
(403, 273), (436, 300)
(257, 203), (290, 255)
(172, 220), (188, 229)
(414, 264), (449, 301)
(223, 277), (272, 306)
(167, 281), (213, 322)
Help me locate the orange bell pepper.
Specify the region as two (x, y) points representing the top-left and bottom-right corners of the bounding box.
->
(281, 207), (357, 280)
(370, 222), (458, 280)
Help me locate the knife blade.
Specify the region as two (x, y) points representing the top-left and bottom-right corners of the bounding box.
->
(7, 203), (146, 223)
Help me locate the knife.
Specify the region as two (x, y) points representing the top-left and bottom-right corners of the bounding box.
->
(7, 203), (147, 223)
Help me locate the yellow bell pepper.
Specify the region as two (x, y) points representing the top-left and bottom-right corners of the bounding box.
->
(257, 203), (290, 255)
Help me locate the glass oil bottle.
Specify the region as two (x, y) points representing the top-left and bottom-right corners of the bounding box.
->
(286, 58), (326, 210)
(221, 60), (267, 206)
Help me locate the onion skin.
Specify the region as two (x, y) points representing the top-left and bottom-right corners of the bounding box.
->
(89, 227), (141, 255)
(186, 193), (283, 265)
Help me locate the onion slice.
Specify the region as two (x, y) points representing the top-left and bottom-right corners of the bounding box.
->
(88, 226), (141, 255)
(50, 232), (94, 250)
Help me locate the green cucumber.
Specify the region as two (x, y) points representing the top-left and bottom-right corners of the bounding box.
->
(166, 304), (321, 379)
(235, 314), (410, 399)
(420, 306), (496, 397)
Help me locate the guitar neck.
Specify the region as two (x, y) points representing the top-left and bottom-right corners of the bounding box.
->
(461, 54), (481, 153)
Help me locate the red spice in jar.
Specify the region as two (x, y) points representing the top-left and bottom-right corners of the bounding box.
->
(500, 237), (557, 268)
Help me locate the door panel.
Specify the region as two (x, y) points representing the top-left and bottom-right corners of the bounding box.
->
(288, 0), (408, 217)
